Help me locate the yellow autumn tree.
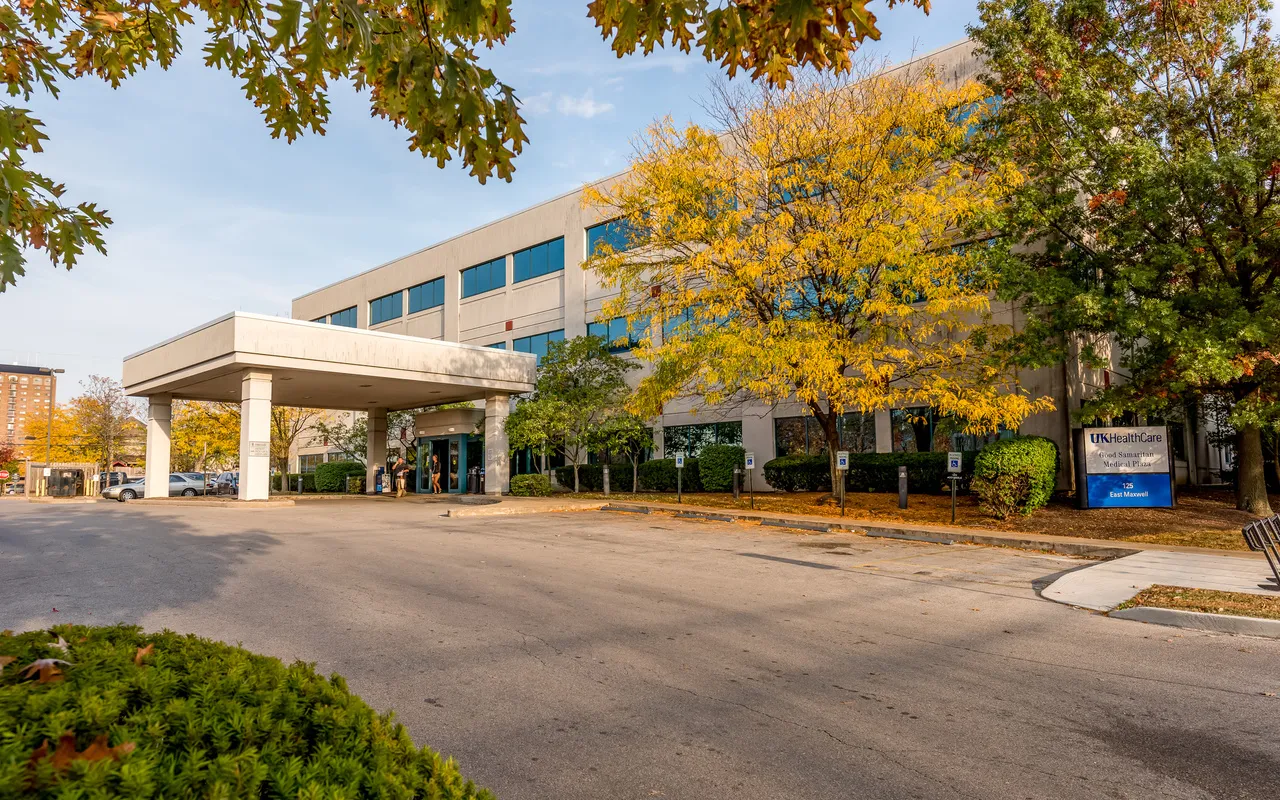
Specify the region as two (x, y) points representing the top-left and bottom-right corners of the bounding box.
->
(584, 60), (1053, 488)
(171, 401), (241, 472)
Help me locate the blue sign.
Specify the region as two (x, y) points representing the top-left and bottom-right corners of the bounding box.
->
(1086, 473), (1173, 508)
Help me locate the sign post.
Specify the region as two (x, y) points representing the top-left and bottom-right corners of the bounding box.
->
(744, 452), (755, 509)
(1077, 426), (1175, 509)
(836, 451), (849, 516)
(675, 453), (684, 504)
(947, 451), (963, 524)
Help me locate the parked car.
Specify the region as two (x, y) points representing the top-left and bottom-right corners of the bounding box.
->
(5, 482), (22, 495)
(102, 474), (206, 502)
(180, 472), (213, 494)
(98, 471), (130, 488)
(212, 471), (239, 496)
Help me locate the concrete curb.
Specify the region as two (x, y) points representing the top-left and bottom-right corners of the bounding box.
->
(128, 498), (296, 508)
(446, 500), (609, 518)
(1109, 606), (1280, 638)
(26, 497), (102, 505)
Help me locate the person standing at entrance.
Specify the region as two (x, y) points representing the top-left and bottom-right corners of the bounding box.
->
(430, 453), (442, 494)
(393, 456), (408, 498)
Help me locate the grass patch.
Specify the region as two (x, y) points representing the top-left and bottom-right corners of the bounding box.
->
(578, 487), (1271, 552)
(1117, 585), (1280, 620)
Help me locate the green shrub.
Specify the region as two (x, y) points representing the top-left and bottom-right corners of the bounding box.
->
(552, 464), (635, 492)
(637, 457), (701, 492)
(845, 452), (976, 494)
(0, 624), (493, 799)
(698, 445), (745, 492)
(510, 473), (553, 496)
(763, 455), (830, 491)
(314, 460), (366, 493)
(971, 436), (1059, 518)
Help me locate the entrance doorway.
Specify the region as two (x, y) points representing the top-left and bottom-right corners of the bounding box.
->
(418, 435), (467, 494)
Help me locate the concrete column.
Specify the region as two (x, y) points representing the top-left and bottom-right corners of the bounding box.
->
(874, 409), (892, 454)
(484, 394), (511, 494)
(144, 395), (172, 499)
(366, 407), (387, 494)
(238, 371), (272, 501)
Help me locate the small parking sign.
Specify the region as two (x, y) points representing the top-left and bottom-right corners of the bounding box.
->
(948, 451), (963, 473)
(744, 452), (755, 469)
(675, 453), (685, 469)
(836, 451), (849, 470)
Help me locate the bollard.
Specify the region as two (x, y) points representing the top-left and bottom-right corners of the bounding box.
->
(733, 467), (741, 500)
(898, 465), (908, 510)
(603, 465), (610, 497)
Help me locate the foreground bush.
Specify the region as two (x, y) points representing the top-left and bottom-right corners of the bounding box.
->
(314, 460), (366, 493)
(765, 452), (976, 494)
(637, 457), (701, 492)
(971, 436), (1059, 518)
(698, 445), (745, 492)
(510, 473), (553, 496)
(0, 625), (493, 799)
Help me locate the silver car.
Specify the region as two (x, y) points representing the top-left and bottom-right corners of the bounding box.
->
(102, 473), (206, 502)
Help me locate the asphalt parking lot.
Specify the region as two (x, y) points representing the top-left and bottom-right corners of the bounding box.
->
(2, 499), (1278, 799)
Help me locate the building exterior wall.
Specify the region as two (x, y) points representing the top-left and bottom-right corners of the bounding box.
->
(1, 365), (57, 447)
(288, 40), (1149, 491)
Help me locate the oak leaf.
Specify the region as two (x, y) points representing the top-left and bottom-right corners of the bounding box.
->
(0, 655), (15, 673)
(19, 658), (70, 683)
(31, 732), (135, 773)
(134, 644), (153, 666)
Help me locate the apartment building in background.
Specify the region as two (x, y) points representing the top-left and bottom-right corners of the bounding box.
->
(2, 364), (57, 446)
(289, 40), (1224, 491)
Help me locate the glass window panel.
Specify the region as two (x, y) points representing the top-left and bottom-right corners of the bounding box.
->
(547, 237), (564, 273)
(487, 341), (506, 350)
(531, 242), (548, 278)
(774, 417), (808, 456)
(587, 321), (607, 339)
(513, 249), (530, 283)
(370, 292), (402, 325)
(891, 407), (933, 453)
(462, 267), (477, 297)
(330, 307), (356, 327)
(839, 412), (877, 453)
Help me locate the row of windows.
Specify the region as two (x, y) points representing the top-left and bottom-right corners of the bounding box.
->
(772, 408), (1008, 455)
(774, 413), (877, 457)
(461, 257), (507, 299)
(513, 238), (566, 283)
(512, 330), (564, 365)
(369, 292), (403, 326)
(663, 422), (742, 458)
(586, 316), (646, 353)
(314, 307), (358, 327)
(408, 277), (445, 314)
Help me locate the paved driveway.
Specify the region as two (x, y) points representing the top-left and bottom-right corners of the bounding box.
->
(1, 501), (1278, 799)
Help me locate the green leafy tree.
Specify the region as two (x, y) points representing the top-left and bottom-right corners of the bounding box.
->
(971, 0), (1280, 513)
(1, 0), (929, 293)
(589, 410), (653, 493)
(504, 336), (636, 492)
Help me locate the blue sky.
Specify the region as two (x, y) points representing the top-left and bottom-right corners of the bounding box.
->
(0, 0), (981, 401)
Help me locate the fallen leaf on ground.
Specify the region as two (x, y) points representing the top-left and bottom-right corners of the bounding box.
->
(134, 644), (153, 666)
(30, 732), (135, 773)
(0, 655), (15, 673)
(20, 659), (70, 683)
(48, 635), (69, 652)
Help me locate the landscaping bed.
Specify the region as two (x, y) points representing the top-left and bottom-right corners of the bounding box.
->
(1117, 585), (1280, 620)
(576, 487), (1271, 551)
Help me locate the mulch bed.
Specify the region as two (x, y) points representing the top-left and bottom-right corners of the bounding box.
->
(1119, 585), (1280, 620)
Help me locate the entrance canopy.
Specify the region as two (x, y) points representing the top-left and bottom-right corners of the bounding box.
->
(122, 312), (536, 500)
(123, 312), (535, 409)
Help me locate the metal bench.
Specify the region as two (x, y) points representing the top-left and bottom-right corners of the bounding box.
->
(1241, 515), (1280, 590)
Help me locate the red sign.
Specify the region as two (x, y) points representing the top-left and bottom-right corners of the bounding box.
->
(0, 471), (9, 480)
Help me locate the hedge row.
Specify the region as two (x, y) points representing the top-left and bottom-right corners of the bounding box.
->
(280, 473), (317, 493)
(314, 460), (366, 493)
(763, 452), (977, 494)
(698, 445), (745, 492)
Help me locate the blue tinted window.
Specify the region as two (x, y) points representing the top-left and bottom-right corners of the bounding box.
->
(408, 277), (445, 314)
(512, 238), (565, 284)
(486, 341), (506, 350)
(330, 307), (357, 328)
(587, 316), (643, 352)
(369, 292), (402, 325)
(587, 219), (636, 256)
(512, 329), (565, 365)
(461, 257), (506, 299)
(311, 316), (327, 324)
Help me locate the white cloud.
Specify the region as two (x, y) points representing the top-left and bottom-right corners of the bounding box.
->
(556, 89), (614, 119)
(520, 90), (554, 116)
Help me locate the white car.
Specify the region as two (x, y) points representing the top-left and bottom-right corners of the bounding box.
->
(102, 474), (206, 501)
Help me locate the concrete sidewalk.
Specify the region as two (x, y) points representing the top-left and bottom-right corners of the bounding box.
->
(1043, 551), (1279, 611)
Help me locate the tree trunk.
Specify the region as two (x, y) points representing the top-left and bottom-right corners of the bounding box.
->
(1236, 424), (1273, 515)
(633, 459), (639, 494)
(812, 405), (842, 495)
(573, 463), (580, 493)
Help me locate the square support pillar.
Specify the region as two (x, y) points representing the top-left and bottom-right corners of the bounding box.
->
(484, 394), (510, 495)
(874, 409), (893, 454)
(366, 408), (387, 494)
(144, 395), (172, 499)
(238, 371), (273, 500)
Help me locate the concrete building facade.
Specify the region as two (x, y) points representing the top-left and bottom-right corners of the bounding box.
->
(1, 364), (57, 446)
